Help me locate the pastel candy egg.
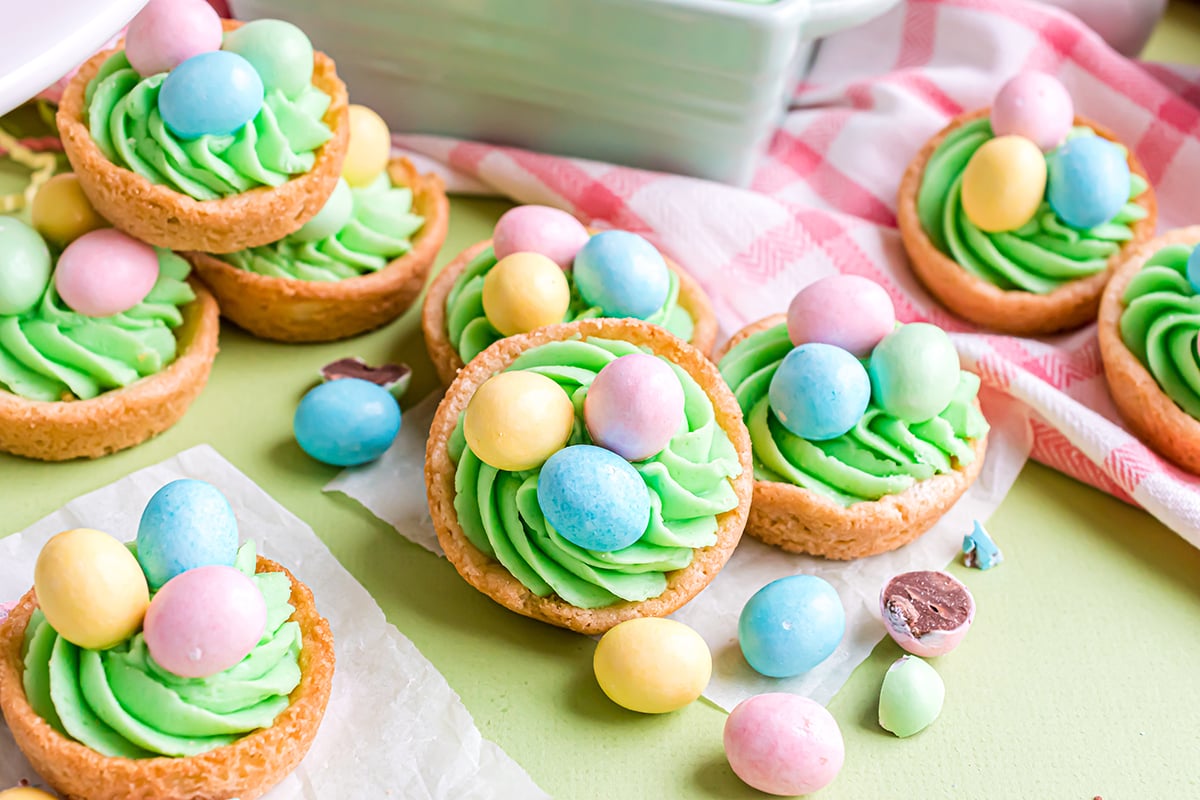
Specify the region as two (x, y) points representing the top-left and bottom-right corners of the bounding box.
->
(537, 444), (651, 552)
(878, 655), (945, 738)
(786, 274), (896, 357)
(136, 479), (239, 589)
(34, 528), (149, 650)
(291, 178), (352, 242)
(463, 371), (574, 471)
(294, 378), (401, 466)
(738, 575), (845, 678)
(991, 72), (1074, 151)
(593, 617), (711, 714)
(0, 217), (51, 315)
(144, 565), (266, 678)
(493, 205), (590, 269)
(724, 694), (844, 796)
(158, 51), (264, 140)
(342, 105), (391, 187)
(768, 343), (871, 441)
(573, 231), (670, 319)
(124, 0), (223, 77)
(55, 229), (160, 317)
(868, 323), (960, 423)
(31, 172), (109, 248)
(0, 789), (58, 799)
(221, 19), (314, 98)
(584, 353), (685, 461)
(1187, 245), (1200, 294)
(880, 570), (975, 658)
(961, 135), (1047, 233)
(482, 252), (571, 336)
(1047, 135), (1131, 230)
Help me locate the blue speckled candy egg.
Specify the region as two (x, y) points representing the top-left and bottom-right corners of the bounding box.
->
(294, 378), (401, 467)
(136, 479), (239, 589)
(572, 231), (670, 319)
(738, 575), (846, 678)
(1047, 136), (1130, 230)
(868, 324), (960, 424)
(1187, 246), (1200, 294)
(158, 51), (264, 140)
(537, 444), (651, 552)
(768, 343), (870, 441)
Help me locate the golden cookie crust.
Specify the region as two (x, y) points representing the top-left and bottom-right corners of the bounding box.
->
(421, 233), (719, 386)
(897, 109), (1157, 335)
(185, 158), (449, 342)
(424, 318), (752, 634)
(714, 315), (989, 560)
(1099, 226), (1200, 474)
(57, 20), (350, 254)
(0, 556), (335, 800)
(0, 280), (219, 461)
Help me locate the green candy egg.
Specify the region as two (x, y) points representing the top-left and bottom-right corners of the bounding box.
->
(291, 178), (352, 242)
(0, 217), (52, 315)
(222, 19), (314, 98)
(878, 655), (944, 738)
(868, 323), (960, 423)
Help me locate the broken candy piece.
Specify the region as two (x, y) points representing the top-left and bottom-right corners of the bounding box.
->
(963, 520), (1003, 570)
(878, 655), (944, 738)
(321, 358), (411, 400)
(879, 570), (975, 658)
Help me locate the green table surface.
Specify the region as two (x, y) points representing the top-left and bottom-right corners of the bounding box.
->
(4, 11), (1200, 799)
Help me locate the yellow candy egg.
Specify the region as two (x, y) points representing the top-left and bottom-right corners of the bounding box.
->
(482, 252), (571, 337)
(0, 789), (58, 799)
(30, 173), (108, 248)
(463, 371), (574, 472)
(33, 528), (150, 651)
(593, 617), (712, 714)
(960, 135), (1047, 233)
(342, 104), (391, 187)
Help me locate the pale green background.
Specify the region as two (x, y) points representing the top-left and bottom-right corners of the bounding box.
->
(3, 9), (1200, 799)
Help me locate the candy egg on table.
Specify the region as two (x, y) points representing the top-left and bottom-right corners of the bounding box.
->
(55, 228), (160, 317)
(291, 178), (353, 242)
(990, 72), (1074, 151)
(462, 371), (574, 472)
(481, 252), (571, 336)
(342, 104), (391, 187)
(537, 444), (651, 552)
(136, 479), (239, 589)
(158, 51), (264, 140)
(294, 377), (402, 467)
(1188, 246), (1200, 294)
(492, 205), (591, 269)
(0, 217), (52, 316)
(221, 19), (314, 98)
(572, 230), (670, 319)
(868, 323), (961, 423)
(0, 788), (58, 800)
(1047, 135), (1131, 230)
(880, 570), (975, 658)
(33, 528), (149, 650)
(592, 617), (711, 714)
(878, 655), (945, 738)
(30, 172), (109, 248)
(960, 135), (1047, 233)
(724, 693), (845, 796)
(768, 342), (871, 441)
(144, 565), (267, 678)
(584, 353), (685, 461)
(124, 0), (223, 77)
(787, 274), (896, 357)
(738, 575), (846, 678)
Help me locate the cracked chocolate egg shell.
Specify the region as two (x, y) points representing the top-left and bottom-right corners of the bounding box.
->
(879, 570), (975, 657)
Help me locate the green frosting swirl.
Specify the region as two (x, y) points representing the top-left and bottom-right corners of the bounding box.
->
(0, 249), (195, 402)
(1119, 243), (1200, 419)
(20, 543), (302, 759)
(218, 174), (424, 280)
(918, 118), (1148, 294)
(444, 244), (696, 363)
(718, 323), (988, 506)
(84, 52), (332, 202)
(448, 337), (742, 609)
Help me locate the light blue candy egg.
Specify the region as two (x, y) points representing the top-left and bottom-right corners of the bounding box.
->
(572, 231), (670, 319)
(294, 378), (401, 467)
(738, 575), (846, 678)
(1047, 136), (1130, 230)
(537, 444), (651, 552)
(291, 178), (352, 242)
(158, 51), (264, 140)
(136, 479), (239, 589)
(1187, 246), (1200, 294)
(768, 343), (870, 441)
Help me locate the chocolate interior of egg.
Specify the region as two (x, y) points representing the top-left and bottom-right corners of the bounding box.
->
(882, 571), (972, 637)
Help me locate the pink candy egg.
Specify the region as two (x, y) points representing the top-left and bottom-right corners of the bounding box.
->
(990, 72), (1074, 152)
(787, 274), (896, 357)
(724, 693), (845, 796)
(125, 0), (223, 77)
(55, 229), (160, 317)
(585, 353), (685, 462)
(493, 205), (590, 269)
(144, 565), (267, 679)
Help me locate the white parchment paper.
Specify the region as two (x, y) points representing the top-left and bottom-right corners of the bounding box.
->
(0, 445), (548, 799)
